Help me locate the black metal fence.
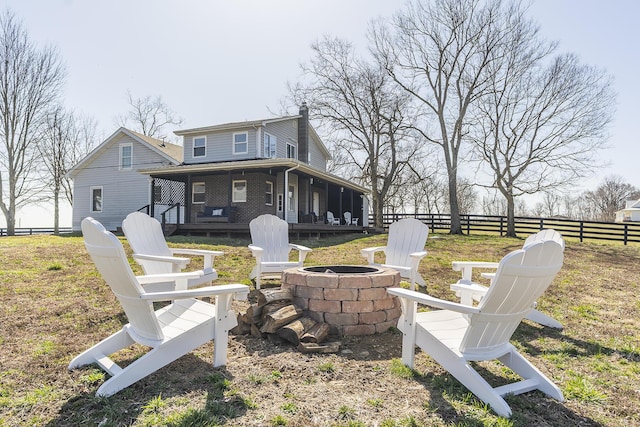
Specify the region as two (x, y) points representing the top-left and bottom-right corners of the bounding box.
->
(0, 227), (73, 236)
(374, 213), (640, 245)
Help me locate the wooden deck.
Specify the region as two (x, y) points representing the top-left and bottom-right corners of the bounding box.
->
(172, 222), (366, 238)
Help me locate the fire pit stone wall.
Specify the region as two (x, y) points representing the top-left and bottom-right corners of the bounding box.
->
(281, 266), (402, 336)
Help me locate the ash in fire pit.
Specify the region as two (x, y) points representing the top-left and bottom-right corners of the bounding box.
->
(282, 265), (401, 336)
(302, 265), (382, 274)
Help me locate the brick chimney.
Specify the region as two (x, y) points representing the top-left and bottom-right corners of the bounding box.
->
(297, 103), (309, 164)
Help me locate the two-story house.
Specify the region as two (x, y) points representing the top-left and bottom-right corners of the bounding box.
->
(141, 104), (368, 227)
(69, 105), (368, 232)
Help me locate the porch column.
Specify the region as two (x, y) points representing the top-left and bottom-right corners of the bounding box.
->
(186, 174), (192, 223)
(149, 177), (155, 217)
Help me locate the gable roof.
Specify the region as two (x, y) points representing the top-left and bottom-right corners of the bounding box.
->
(174, 114), (332, 159)
(67, 127), (183, 179)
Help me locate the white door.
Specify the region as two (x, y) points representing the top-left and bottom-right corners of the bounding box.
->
(287, 183), (298, 223)
(312, 191), (320, 216)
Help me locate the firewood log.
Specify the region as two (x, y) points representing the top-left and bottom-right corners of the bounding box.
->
(300, 322), (330, 344)
(277, 317), (316, 345)
(260, 304), (303, 334)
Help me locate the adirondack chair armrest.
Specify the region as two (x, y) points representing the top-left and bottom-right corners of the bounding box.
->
(409, 250), (428, 268)
(133, 253), (190, 269)
(450, 280), (489, 305)
(451, 261), (500, 282)
(289, 244), (312, 262)
(248, 244), (263, 260)
(141, 283), (250, 301)
(360, 246), (386, 264)
(387, 287), (480, 314)
(169, 248), (224, 271)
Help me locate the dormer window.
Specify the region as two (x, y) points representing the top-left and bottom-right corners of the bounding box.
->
(264, 133), (276, 158)
(233, 132), (248, 154)
(193, 136), (206, 157)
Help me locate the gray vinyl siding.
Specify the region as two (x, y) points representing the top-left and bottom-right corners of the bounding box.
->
(184, 128), (257, 163)
(71, 134), (169, 231)
(308, 132), (328, 171)
(263, 120), (298, 159)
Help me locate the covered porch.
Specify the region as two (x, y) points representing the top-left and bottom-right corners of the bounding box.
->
(140, 159), (369, 232)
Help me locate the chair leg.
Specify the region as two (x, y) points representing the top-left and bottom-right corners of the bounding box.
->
(422, 337), (513, 418)
(68, 328), (134, 371)
(525, 309), (563, 329)
(213, 294), (237, 367)
(498, 348), (564, 402)
(96, 323), (214, 397)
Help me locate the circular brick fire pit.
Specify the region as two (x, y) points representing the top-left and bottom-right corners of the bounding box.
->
(281, 265), (401, 336)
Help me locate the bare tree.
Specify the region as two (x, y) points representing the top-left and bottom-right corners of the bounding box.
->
(371, 0), (511, 234)
(115, 90), (183, 141)
(290, 36), (424, 227)
(38, 106), (97, 234)
(0, 10), (66, 235)
(471, 6), (615, 236)
(583, 175), (640, 222)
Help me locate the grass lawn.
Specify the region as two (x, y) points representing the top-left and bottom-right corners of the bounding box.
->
(0, 231), (639, 426)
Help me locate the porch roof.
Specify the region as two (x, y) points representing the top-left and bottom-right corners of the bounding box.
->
(138, 158), (369, 194)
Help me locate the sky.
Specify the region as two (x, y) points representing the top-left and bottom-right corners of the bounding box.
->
(2, 0), (638, 227)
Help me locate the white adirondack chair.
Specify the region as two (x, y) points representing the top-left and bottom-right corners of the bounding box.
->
(326, 211), (341, 225)
(248, 214), (312, 289)
(451, 229), (565, 329)
(388, 240), (565, 418)
(344, 211), (358, 225)
(122, 212), (222, 287)
(361, 218), (428, 291)
(69, 217), (249, 397)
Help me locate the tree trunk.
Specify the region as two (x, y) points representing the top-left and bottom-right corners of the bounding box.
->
(506, 193), (517, 238)
(448, 170), (462, 235)
(54, 191), (60, 235)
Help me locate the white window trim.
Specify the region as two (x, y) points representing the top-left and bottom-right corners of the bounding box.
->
(233, 131), (248, 155)
(119, 143), (133, 170)
(265, 181), (273, 206)
(192, 182), (205, 204)
(264, 132), (277, 158)
(90, 186), (103, 213)
(232, 179), (247, 203)
(193, 136), (207, 158)
(287, 141), (297, 160)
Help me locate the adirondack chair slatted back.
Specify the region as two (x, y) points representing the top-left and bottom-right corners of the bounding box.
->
(460, 240), (563, 354)
(122, 212), (173, 275)
(385, 218), (429, 267)
(344, 212), (352, 224)
(250, 214), (291, 262)
(82, 217), (164, 342)
(524, 229), (565, 250)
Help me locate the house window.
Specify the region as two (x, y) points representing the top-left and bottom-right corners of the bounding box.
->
(287, 142), (297, 160)
(232, 180), (247, 202)
(192, 182), (205, 204)
(119, 143), (132, 170)
(265, 181), (273, 206)
(193, 136), (206, 157)
(264, 133), (276, 158)
(90, 186), (102, 213)
(277, 194), (283, 212)
(233, 132), (248, 154)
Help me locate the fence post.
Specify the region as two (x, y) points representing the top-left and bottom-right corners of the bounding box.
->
(579, 222), (584, 242)
(624, 224), (628, 245)
(539, 218), (544, 231)
(499, 217), (504, 236)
